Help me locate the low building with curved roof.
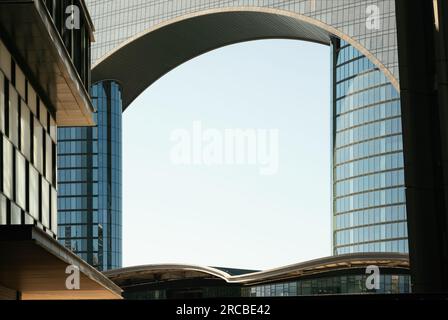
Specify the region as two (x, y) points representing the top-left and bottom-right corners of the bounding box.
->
(104, 253), (410, 299)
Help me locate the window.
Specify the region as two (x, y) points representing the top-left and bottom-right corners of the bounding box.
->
(20, 101), (31, 160)
(33, 118), (43, 174)
(0, 39), (11, 80)
(15, 64), (26, 100)
(10, 202), (21, 225)
(27, 82), (37, 116)
(29, 164), (39, 220)
(15, 151), (26, 210)
(2, 136), (13, 199)
(23, 212), (33, 224)
(0, 194), (6, 225)
(51, 187), (57, 233)
(40, 102), (47, 129)
(0, 71), (4, 134)
(41, 178), (50, 229)
(46, 133), (53, 182)
(8, 84), (18, 147)
(50, 115), (57, 141)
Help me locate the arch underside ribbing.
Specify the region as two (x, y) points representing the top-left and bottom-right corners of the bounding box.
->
(91, 8), (398, 110)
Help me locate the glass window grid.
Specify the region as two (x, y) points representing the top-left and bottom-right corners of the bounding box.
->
(336, 56), (376, 83)
(335, 205), (407, 229)
(335, 187), (406, 214)
(336, 134), (403, 164)
(335, 239), (409, 255)
(336, 70), (388, 99)
(0, 40), (57, 237)
(333, 40), (407, 255)
(335, 221), (408, 246)
(57, 81), (122, 270)
(335, 169), (405, 198)
(244, 274), (411, 297)
(336, 100), (401, 133)
(335, 152), (404, 181)
(336, 84), (400, 115)
(335, 117), (402, 148)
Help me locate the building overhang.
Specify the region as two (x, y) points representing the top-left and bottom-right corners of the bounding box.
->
(0, 226), (122, 300)
(0, 0), (95, 126)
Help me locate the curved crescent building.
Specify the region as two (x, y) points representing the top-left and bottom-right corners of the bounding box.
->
(57, 0), (408, 270)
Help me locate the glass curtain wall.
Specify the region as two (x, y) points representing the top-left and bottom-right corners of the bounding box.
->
(332, 39), (407, 255)
(243, 273), (411, 296)
(57, 80), (122, 270)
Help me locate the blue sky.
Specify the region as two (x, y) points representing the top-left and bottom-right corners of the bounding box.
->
(122, 39), (331, 270)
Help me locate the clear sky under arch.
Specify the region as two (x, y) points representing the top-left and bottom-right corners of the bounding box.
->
(122, 39), (331, 270)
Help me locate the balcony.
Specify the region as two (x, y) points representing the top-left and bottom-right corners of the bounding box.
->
(0, 0), (95, 126)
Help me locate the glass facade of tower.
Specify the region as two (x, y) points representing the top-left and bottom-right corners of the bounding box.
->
(332, 39), (407, 255)
(57, 81), (122, 271)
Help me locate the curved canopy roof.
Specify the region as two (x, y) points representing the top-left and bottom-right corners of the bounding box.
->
(105, 253), (410, 287)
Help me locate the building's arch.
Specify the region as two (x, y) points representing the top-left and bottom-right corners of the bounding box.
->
(91, 7), (399, 110)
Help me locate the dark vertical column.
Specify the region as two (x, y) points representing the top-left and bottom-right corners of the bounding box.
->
(435, 0), (448, 250)
(396, 0), (448, 293)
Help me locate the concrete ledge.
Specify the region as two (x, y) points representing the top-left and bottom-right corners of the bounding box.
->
(0, 225), (122, 300)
